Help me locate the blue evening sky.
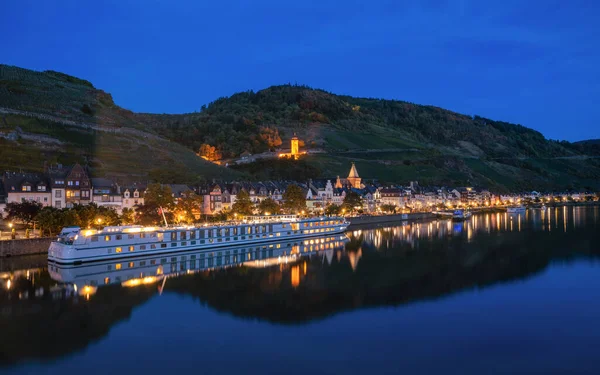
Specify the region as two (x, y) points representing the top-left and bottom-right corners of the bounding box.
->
(2, 0), (598, 141)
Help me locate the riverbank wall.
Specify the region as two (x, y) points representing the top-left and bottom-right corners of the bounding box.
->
(347, 212), (435, 229)
(0, 238), (51, 258)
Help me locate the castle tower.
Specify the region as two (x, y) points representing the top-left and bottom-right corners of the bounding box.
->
(347, 162), (361, 189)
(291, 134), (299, 159)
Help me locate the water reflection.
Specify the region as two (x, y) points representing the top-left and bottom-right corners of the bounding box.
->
(1, 206), (599, 366)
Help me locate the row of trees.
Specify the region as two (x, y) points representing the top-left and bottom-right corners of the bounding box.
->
(2, 185), (369, 236)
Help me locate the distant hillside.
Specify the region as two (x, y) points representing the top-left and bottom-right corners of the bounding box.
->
(0, 65), (240, 183)
(1, 64), (599, 191)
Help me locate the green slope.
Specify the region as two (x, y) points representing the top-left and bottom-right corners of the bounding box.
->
(0, 65), (240, 183)
(1, 64), (599, 190)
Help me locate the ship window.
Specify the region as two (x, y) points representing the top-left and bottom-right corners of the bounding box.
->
(151, 244), (156, 249)
(201, 240), (205, 244)
(116, 263), (122, 270)
(171, 257), (177, 262)
(171, 243), (177, 247)
(276, 233), (281, 237)
(182, 241), (187, 246)
(150, 260), (156, 265)
(128, 234), (135, 239)
(105, 235), (111, 241)
(140, 261), (146, 266)
(191, 241), (196, 245)
(128, 262), (134, 268)
(161, 244), (167, 248)
(171, 232), (177, 241)
(129, 246), (134, 252)
(140, 245), (146, 250)
(116, 247), (122, 253)
(190, 231), (196, 240)
(140, 233), (146, 239)
(91, 236), (98, 242)
(180, 231), (186, 240)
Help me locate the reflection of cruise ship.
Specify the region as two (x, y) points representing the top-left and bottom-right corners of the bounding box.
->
(48, 234), (350, 296)
(49, 215), (349, 264)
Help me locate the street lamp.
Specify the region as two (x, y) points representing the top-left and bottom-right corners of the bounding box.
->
(8, 223), (13, 229)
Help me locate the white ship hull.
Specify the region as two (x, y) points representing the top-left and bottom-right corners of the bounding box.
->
(48, 216), (349, 264)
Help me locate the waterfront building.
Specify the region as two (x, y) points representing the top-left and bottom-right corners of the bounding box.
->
(122, 184), (146, 210)
(91, 178), (122, 212)
(2, 172), (51, 206)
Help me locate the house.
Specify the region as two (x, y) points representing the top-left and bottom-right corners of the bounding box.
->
(2, 172), (51, 206)
(380, 188), (404, 207)
(122, 184), (145, 210)
(91, 178), (122, 212)
(59, 163), (92, 208)
(198, 184), (222, 215)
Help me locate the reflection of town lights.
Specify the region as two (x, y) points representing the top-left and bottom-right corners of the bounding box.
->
(6, 280), (11, 290)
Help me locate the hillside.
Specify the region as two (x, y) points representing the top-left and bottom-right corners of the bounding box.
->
(0, 65), (240, 183)
(1, 64), (599, 191)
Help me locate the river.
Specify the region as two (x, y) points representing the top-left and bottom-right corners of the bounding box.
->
(1, 206), (599, 374)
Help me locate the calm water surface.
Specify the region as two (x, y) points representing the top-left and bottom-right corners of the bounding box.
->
(1, 206), (600, 374)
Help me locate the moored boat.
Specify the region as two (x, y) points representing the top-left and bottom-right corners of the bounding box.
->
(48, 215), (349, 264)
(506, 206), (527, 214)
(452, 210), (472, 221)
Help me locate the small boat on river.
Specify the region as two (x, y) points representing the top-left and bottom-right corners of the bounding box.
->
(452, 210), (472, 221)
(507, 206), (527, 214)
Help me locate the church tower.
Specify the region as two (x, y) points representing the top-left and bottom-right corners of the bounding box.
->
(291, 134), (299, 159)
(347, 162), (362, 189)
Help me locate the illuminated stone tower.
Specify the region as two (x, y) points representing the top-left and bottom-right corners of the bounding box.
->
(347, 162), (362, 189)
(291, 134), (299, 159)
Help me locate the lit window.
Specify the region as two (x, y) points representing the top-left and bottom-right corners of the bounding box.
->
(116, 263), (122, 270)
(105, 235), (111, 241)
(128, 262), (134, 268)
(116, 247), (122, 253)
(129, 246), (134, 252)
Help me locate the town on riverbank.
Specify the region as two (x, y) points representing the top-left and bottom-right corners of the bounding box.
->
(1, 162), (599, 241)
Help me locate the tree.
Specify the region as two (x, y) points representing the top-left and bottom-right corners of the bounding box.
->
(144, 183), (175, 209)
(197, 143), (222, 161)
(120, 207), (136, 225)
(232, 190), (254, 216)
(380, 204), (397, 214)
(35, 207), (64, 236)
(258, 198), (280, 215)
(174, 191), (202, 224)
(324, 204), (341, 216)
(343, 192), (363, 213)
(283, 185), (306, 214)
(4, 201), (43, 225)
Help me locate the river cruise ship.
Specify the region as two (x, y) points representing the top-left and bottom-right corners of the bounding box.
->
(48, 215), (349, 264)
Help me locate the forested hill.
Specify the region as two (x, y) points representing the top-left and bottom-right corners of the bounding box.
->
(1, 64), (599, 191)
